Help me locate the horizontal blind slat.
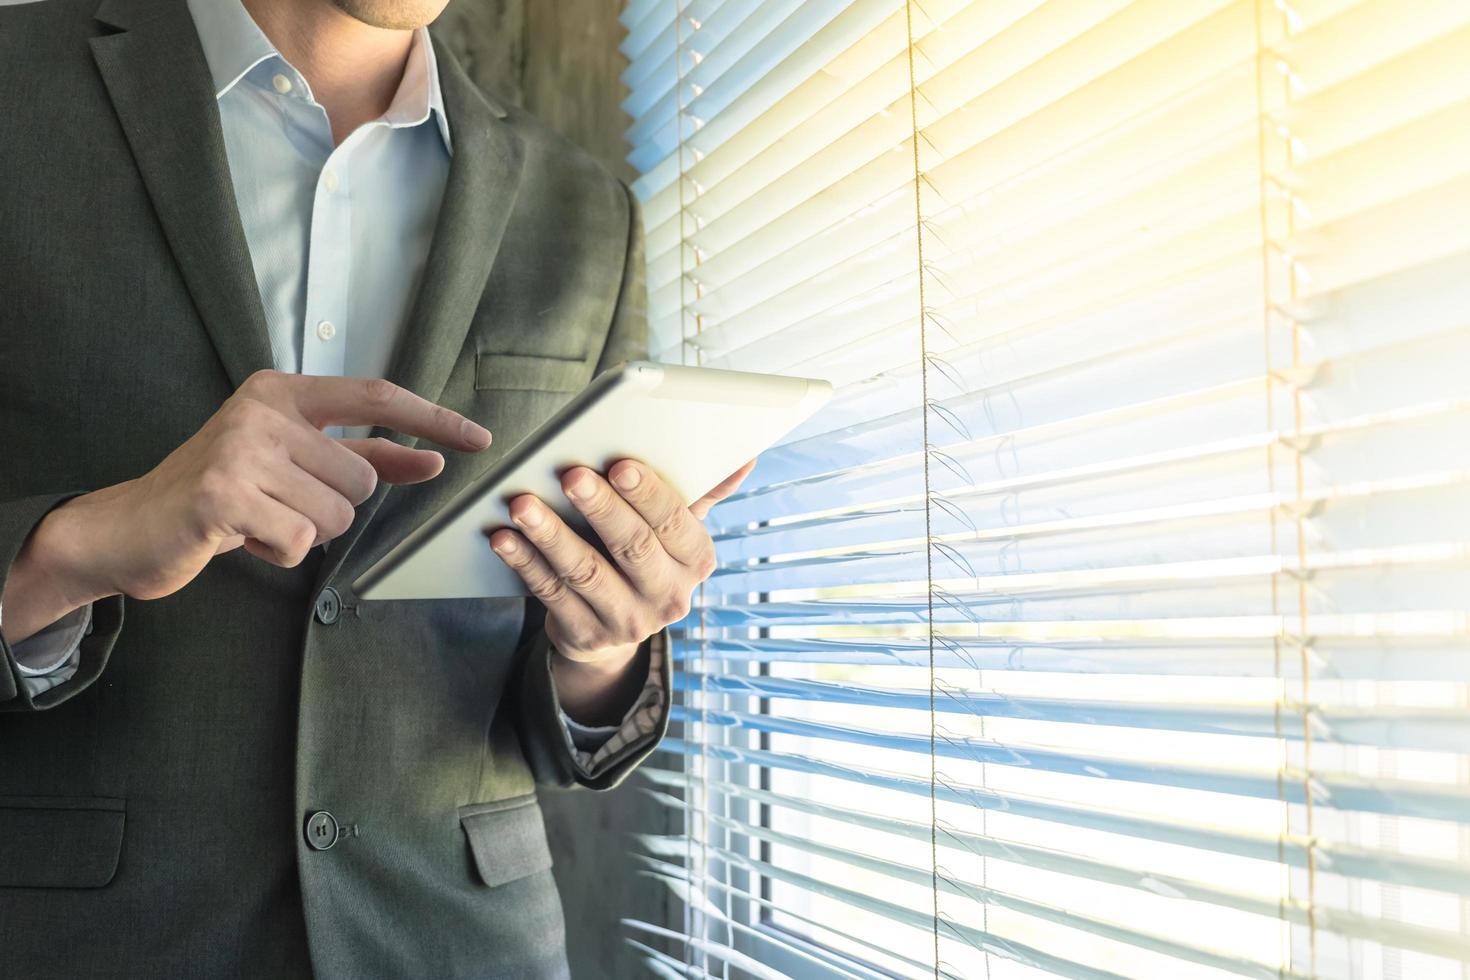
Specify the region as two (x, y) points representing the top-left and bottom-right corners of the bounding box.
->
(653, 740), (1470, 894)
(662, 719), (1470, 821)
(673, 635), (1470, 682)
(673, 671), (1470, 751)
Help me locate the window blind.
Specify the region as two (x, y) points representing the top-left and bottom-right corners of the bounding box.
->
(618, 1), (1470, 977)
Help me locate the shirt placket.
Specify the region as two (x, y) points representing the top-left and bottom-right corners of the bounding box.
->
(301, 143), (351, 380)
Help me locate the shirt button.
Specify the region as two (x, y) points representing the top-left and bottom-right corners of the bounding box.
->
(314, 586), (341, 625)
(304, 810), (339, 851)
(316, 320), (337, 342)
(272, 73), (292, 95)
(322, 168), (340, 194)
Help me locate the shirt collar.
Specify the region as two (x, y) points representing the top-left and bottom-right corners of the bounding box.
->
(185, 0), (452, 153)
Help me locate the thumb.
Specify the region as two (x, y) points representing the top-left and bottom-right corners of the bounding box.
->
(690, 458), (757, 520)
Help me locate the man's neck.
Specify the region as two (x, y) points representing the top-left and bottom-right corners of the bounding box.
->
(242, 0), (413, 146)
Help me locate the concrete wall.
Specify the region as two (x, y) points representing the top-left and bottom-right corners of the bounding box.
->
(434, 4), (671, 977)
(435, 0), (637, 184)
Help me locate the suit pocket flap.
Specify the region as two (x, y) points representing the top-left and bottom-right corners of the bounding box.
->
(459, 795), (553, 888)
(475, 353), (591, 392)
(0, 798), (124, 888)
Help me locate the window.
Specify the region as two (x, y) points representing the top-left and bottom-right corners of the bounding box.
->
(619, 1), (1470, 977)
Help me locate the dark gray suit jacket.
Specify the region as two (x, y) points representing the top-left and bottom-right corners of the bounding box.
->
(0, 0), (667, 975)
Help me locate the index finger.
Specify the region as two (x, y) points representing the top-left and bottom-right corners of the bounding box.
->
(261, 374), (491, 452)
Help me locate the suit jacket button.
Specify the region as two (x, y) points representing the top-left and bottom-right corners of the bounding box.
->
(305, 810), (339, 850)
(314, 586), (341, 625)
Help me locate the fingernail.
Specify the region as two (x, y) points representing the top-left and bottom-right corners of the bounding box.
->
(612, 465), (641, 491)
(515, 503), (544, 529)
(461, 418), (492, 449)
(565, 473), (592, 500)
(492, 536), (517, 554)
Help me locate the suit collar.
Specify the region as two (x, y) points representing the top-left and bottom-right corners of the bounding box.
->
(183, 0), (276, 99)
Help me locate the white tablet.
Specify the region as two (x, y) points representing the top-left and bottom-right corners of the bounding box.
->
(352, 361), (832, 600)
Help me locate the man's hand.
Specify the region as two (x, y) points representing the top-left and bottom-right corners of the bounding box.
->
(1, 370), (491, 645)
(486, 458), (755, 725)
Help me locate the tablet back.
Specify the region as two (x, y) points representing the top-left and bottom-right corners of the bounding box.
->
(353, 362), (832, 600)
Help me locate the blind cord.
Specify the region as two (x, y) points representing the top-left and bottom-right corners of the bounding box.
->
(902, 2), (944, 977)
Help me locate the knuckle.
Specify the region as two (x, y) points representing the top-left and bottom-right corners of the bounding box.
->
(353, 458), (380, 503)
(532, 575), (570, 606)
(223, 394), (268, 429)
(194, 469), (238, 516)
(363, 377), (398, 407)
(563, 556), (604, 591)
(214, 439), (261, 483)
(281, 522), (315, 566)
(241, 369), (283, 398)
(431, 404), (458, 434)
(695, 545), (718, 579)
(653, 507), (689, 539)
(571, 625), (606, 652)
(614, 528), (661, 566)
(220, 443), (261, 477)
(617, 613), (647, 643)
(290, 517), (316, 552)
(659, 593), (691, 624)
(327, 497), (356, 537)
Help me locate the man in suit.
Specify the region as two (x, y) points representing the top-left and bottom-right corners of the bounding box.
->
(0, 0), (746, 975)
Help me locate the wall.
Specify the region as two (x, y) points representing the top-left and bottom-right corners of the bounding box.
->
(433, 3), (670, 977)
(435, 0), (637, 184)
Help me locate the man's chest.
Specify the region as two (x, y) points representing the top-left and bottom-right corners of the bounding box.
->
(217, 83), (452, 383)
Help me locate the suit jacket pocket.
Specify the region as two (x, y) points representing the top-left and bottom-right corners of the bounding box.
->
(474, 353), (593, 393)
(459, 794), (553, 888)
(0, 796), (124, 888)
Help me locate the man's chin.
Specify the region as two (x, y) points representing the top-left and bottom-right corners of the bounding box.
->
(330, 0), (449, 31)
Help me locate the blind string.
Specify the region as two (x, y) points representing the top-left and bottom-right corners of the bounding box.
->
(902, 2), (943, 976)
(671, 4), (714, 975)
(1254, 1), (1318, 973)
(1252, 0), (1291, 972)
(1273, 5), (1320, 971)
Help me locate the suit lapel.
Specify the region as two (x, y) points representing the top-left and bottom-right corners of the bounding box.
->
(373, 33), (522, 443)
(89, 0), (275, 392)
(315, 34), (527, 595)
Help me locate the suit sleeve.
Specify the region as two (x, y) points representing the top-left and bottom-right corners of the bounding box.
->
(0, 493), (124, 711)
(511, 180), (672, 790)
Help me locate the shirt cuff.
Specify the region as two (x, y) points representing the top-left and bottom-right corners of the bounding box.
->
(555, 630), (668, 778)
(2, 602), (91, 696)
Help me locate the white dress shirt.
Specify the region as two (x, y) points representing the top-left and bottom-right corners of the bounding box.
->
(7, 0), (662, 768)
